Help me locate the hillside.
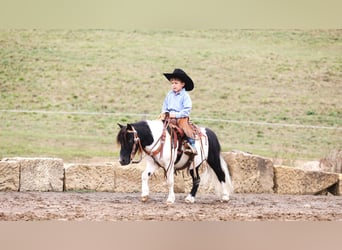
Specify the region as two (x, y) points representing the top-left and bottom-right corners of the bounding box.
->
(0, 30), (341, 160)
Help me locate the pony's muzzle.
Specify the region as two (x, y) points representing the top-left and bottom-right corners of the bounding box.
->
(119, 158), (130, 166)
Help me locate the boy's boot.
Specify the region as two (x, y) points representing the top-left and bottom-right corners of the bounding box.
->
(184, 140), (197, 155)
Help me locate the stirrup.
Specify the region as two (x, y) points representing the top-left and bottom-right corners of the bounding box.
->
(184, 144), (197, 155)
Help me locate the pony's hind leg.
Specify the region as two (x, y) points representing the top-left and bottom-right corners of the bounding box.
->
(185, 167), (200, 203)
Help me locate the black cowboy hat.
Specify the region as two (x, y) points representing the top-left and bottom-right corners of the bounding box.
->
(163, 68), (194, 91)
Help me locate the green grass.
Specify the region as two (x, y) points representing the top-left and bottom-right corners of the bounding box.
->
(0, 29), (341, 161)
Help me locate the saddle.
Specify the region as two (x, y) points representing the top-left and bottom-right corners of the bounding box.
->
(161, 116), (202, 164)
(167, 118), (185, 156)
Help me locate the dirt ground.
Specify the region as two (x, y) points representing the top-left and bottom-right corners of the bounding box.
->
(0, 192), (341, 221)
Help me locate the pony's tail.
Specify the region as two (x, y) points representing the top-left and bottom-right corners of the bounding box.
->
(201, 157), (234, 197)
(201, 128), (234, 197)
(219, 155), (234, 194)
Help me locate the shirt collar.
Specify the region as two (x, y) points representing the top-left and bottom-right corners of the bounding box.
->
(173, 88), (185, 96)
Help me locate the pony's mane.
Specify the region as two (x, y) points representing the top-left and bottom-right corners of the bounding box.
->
(116, 120), (154, 147)
(116, 126), (127, 146)
(131, 120), (154, 147)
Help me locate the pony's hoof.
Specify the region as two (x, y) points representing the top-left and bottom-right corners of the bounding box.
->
(141, 196), (149, 202)
(166, 198), (175, 205)
(185, 195), (195, 203)
(221, 195), (230, 202)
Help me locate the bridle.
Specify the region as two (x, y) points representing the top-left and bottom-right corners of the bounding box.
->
(126, 125), (167, 164)
(126, 127), (143, 164)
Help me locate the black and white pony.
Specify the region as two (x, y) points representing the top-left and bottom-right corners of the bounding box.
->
(117, 119), (233, 204)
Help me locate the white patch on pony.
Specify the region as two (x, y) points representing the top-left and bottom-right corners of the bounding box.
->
(145, 120), (173, 167)
(146, 120), (164, 149)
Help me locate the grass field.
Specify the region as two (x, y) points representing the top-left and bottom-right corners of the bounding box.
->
(0, 29), (341, 161)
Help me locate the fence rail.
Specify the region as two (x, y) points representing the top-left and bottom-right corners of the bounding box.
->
(0, 109), (341, 130)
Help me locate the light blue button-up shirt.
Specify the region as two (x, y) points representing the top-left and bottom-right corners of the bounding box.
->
(161, 88), (192, 118)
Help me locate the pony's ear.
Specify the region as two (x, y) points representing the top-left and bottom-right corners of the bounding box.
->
(118, 123), (124, 128)
(126, 123), (133, 130)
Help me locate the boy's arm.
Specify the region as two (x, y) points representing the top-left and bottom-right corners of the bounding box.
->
(175, 94), (192, 118)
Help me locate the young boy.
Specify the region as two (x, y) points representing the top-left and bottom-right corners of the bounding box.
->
(161, 68), (197, 155)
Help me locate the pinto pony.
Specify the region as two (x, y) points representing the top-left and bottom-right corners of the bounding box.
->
(117, 120), (233, 204)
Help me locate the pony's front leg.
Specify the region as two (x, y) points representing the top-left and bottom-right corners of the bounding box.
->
(141, 160), (158, 202)
(166, 164), (175, 204)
